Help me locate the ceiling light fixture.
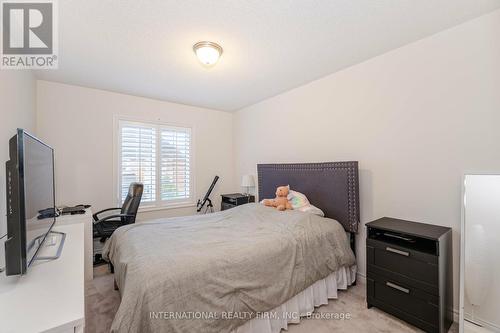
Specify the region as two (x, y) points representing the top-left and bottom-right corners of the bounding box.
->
(193, 41), (223, 66)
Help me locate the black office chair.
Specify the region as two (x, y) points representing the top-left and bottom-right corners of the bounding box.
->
(93, 182), (143, 247)
(93, 182), (143, 240)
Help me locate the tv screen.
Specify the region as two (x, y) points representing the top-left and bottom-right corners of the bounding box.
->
(24, 132), (56, 266)
(4, 129), (55, 275)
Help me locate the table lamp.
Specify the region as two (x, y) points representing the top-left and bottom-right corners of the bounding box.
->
(241, 175), (255, 196)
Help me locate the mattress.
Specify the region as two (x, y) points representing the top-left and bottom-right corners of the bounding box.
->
(103, 203), (356, 333)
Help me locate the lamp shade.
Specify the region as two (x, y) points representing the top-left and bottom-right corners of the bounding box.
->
(241, 175), (255, 188)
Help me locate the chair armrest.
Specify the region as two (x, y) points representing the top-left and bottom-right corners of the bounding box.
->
(93, 208), (121, 221)
(93, 214), (134, 224)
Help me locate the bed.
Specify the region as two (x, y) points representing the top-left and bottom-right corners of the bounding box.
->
(103, 161), (360, 333)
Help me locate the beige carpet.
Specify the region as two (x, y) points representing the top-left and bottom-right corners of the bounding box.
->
(85, 266), (458, 333)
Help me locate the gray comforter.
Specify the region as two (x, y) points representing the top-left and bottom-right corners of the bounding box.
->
(103, 203), (355, 333)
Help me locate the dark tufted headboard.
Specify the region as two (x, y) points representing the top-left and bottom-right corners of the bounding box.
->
(257, 161), (360, 233)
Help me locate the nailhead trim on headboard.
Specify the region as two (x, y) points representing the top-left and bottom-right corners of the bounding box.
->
(257, 161), (360, 233)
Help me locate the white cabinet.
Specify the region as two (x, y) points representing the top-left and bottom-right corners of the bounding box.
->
(56, 209), (93, 281)
(0, 215), (86, 333)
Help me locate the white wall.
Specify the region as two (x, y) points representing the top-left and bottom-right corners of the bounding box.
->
(234, 9), (500, 313)
(0, 70), (37, 266)
(36, 81), (234, 221)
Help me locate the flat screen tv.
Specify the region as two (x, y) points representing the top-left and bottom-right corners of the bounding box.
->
(4, 129), (56, 276)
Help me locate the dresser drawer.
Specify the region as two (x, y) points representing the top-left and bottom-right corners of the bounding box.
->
(367, 238), (438, 290)
(221, 194), (255, 210)
(226, 197), (238, 204)
(221, 202), (235, 211)
(367, 272), (439, 330)
(368, 261), (438, 295)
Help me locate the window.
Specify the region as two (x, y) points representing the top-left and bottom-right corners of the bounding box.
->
(117, 120), (193, 209)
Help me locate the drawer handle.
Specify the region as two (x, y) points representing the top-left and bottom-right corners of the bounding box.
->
(386, 247), (409, 257)
(386, 282), (410, 294)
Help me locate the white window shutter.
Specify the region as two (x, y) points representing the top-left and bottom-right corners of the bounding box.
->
(160, 127), (192, 201)
(119, 123), (156, 204)
(118, 120), (193, 208)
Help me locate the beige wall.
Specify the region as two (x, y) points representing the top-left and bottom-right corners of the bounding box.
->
(0, 70), (37, 264)
(234, 9), (500, 313)
(36, 81), (234, 221)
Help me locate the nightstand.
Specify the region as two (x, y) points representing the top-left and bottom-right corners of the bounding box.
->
(366, 217), (452, 333)
(221, 193), (255, 211)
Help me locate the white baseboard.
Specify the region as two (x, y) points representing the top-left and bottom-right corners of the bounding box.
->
(453, 309), (459, 324)
(464, 312), (500, 331)
(356, 272), (366, 285)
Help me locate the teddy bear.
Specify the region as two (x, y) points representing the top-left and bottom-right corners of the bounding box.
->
(262, 185), (293, 211)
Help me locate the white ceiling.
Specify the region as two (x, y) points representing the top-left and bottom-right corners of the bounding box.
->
(36, 0), (500, 111)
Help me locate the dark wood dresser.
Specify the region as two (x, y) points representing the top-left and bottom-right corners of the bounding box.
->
(366, 217), (453, 333)
(221, 193), (255, 211)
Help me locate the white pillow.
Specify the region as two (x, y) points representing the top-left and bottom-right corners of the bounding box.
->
(297, 204), (325, 217)
(287, 190), (309, 209)
(288, 190), (325, 217)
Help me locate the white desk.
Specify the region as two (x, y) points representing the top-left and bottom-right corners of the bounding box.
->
(56, 209), (93, 281)
(0, 221), (85, 333)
